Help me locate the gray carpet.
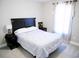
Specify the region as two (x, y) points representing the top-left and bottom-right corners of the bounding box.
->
(0, 43), (79, 58)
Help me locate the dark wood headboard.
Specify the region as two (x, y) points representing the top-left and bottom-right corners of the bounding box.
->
(11, 18), (36, 33)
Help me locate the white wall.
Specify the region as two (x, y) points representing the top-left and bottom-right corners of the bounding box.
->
(0, 0), (43, 44)
(41, 1), (56, 32)
(71, 1), (79, 44)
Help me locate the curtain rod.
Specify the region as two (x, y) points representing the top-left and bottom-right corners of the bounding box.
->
(52, 0), (77, 5)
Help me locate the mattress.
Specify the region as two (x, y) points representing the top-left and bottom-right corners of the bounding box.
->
(16, 29), (62, 58)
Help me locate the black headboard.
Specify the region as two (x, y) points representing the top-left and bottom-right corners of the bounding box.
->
(11, 18), (36, 33)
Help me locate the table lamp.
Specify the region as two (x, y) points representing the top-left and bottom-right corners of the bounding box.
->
(6, 25), (12, 34)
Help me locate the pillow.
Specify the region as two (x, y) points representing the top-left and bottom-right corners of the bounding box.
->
(14, 26), (38, 35)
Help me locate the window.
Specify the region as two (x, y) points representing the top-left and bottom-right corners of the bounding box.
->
(54, 3), (72, 34)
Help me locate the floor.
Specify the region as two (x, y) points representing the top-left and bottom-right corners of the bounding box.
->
(0, 43), (79, 58)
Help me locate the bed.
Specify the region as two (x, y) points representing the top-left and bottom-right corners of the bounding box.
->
(11, 18), (62, 58)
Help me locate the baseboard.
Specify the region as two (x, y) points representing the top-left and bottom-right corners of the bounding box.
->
(70, 41), (79, 46)
(0, 43), (7, 48)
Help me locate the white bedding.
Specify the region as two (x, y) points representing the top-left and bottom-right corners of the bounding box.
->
(15, 27), (62, 58)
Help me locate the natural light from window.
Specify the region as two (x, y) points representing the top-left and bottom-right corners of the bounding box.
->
(54, 3), (72, 34)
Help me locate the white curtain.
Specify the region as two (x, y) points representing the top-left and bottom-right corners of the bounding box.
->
(54, 2), (74, 43)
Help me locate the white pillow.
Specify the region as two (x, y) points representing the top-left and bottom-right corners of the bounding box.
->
(14, 26), (38, 35)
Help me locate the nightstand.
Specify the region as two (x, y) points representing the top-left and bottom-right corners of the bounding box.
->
(5, 34), (20, 49)
(39, 27), (47, 31)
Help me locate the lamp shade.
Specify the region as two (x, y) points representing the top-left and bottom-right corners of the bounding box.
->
(6, 25), (12, 30)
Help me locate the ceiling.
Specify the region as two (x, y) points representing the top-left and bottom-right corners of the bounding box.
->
(33, 0), (53, 2)
(36, 0), (51, 2)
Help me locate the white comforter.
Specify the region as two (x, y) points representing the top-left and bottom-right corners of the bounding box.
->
(15, 27), (62, 58)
